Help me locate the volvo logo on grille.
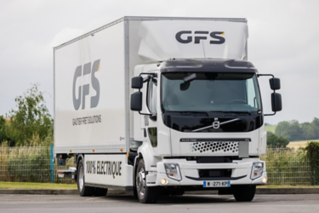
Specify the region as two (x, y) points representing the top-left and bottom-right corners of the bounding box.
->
(212, 118), (220, 129)
(192, 117), (241, 132)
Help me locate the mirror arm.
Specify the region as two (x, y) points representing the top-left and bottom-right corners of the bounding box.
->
(149, 113), (157, 121)
(258, 73), (279, 116)
(264, 112), (276, 116)
(139, 73), (157, 77)
(131, 73), (158, 116)
(257, 74), (274, 78)
(138, 111), (153, 116)
(257, 74), (276, 93)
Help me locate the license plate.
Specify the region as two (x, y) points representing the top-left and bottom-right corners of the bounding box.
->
(203, 180), (230, 188)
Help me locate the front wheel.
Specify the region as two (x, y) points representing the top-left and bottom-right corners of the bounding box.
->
(136, 159), (160, 203)
(233, 185), (256, 202)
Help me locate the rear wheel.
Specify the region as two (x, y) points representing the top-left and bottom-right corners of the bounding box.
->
(77, 159), (94, 196)
(136, 159), (160, 203)
(233, 185), (256, 202)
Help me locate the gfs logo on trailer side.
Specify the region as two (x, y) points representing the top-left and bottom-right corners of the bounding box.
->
(175, 31), (225, 44)
(72, 60), (101, 110)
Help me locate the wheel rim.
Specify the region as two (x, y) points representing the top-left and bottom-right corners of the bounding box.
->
(78, 164), (84, 192)
(136, 167), (146, 199)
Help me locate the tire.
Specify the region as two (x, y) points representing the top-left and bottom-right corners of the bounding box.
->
(133, 186), (138, 199)
(77, 159), (94, 196)
(94, 187), (108, 196)
(233, 185), (256, 202)
(135, 159), (160, 203)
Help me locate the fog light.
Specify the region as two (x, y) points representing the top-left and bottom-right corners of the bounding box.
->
(262, 177), (267, 184)
(161, 178), (168, 185)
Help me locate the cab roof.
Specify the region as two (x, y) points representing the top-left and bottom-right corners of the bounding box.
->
(160, 58), (257, 73)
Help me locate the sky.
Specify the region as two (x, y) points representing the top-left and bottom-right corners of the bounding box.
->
(0, 0), (318, 125)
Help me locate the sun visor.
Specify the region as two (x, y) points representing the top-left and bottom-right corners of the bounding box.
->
(138, 20), (248, 62)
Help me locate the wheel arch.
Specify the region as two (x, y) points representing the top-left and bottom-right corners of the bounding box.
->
(75, 154), (84, 181)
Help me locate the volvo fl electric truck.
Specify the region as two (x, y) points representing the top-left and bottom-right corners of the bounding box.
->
(54, 16), (282, 203)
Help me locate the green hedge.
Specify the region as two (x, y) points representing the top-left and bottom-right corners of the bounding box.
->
(305, 142), (319, 184)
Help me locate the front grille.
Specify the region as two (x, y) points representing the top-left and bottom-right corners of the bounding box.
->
(199, 169), (232, 178)
(191, 141), (239, 153)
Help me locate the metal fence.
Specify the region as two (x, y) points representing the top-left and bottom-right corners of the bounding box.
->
(0, 146), (318, 185)
(261, 148), (318, 185)
(0, 146), (75, 183)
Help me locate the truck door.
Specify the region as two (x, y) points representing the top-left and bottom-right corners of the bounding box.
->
(145, 75), (158, 149)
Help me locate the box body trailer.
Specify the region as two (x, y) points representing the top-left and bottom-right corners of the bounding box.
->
(54, 16), (282, 202)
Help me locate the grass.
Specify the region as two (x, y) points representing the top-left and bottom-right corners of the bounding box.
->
(265, 125), (276, 133)
(0, 181), (77, 190)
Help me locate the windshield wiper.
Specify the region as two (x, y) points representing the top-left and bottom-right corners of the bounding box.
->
(210, 111), (252, 115)
(180, 111), (209, 117)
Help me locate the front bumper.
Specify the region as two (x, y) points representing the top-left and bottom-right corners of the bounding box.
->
(146, 158), (267, 187)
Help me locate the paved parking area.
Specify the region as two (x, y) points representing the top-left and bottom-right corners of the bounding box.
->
(1, 194), (319, 213)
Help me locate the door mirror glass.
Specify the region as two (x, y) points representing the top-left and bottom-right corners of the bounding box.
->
(147, 78), (157, 121)
(130, 91), (142, 111)
(271, 93), (282, 112)
(131, 76), (143, 89)
(269, 78), (280, 90)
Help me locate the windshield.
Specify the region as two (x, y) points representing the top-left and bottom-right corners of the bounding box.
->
(161, 72), (262, 113)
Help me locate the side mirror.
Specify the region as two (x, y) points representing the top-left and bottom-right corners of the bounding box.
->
(271, 93), (282, 112)
(130, 91), (142, 111)
(131, 76), (143, 89)
(269, 78), (280, 90)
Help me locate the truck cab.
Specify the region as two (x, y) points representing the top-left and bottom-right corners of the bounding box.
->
(130, 58), (282, 202)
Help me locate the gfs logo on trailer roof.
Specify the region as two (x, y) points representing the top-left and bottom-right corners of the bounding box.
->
(175, 31), (225, 44)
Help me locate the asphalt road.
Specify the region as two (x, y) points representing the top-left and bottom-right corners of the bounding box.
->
(1, 193), (319, 213)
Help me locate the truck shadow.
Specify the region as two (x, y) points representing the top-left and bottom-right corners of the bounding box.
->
(103, 194), (236, 204)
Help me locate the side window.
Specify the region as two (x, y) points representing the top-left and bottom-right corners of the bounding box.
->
(246, 78), (256, 108)
(147, 78), (157, 114)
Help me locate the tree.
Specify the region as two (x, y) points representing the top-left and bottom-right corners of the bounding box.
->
(289, 120), (303, 141)
(275, 121), (290, 140)
(301, 122), (316, 140)
(267, 132), (289, 148)
(276, 120), (304, 141)
(0, 116), (7, 143)
(311, 117), (319, 139)
(7, 84), (53, 146)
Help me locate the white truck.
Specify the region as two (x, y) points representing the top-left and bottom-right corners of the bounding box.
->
(54, 16), (282, 203)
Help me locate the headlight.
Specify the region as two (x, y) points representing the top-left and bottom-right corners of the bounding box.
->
(164, 163), (182, 181)
(251, 162), (264, 180)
